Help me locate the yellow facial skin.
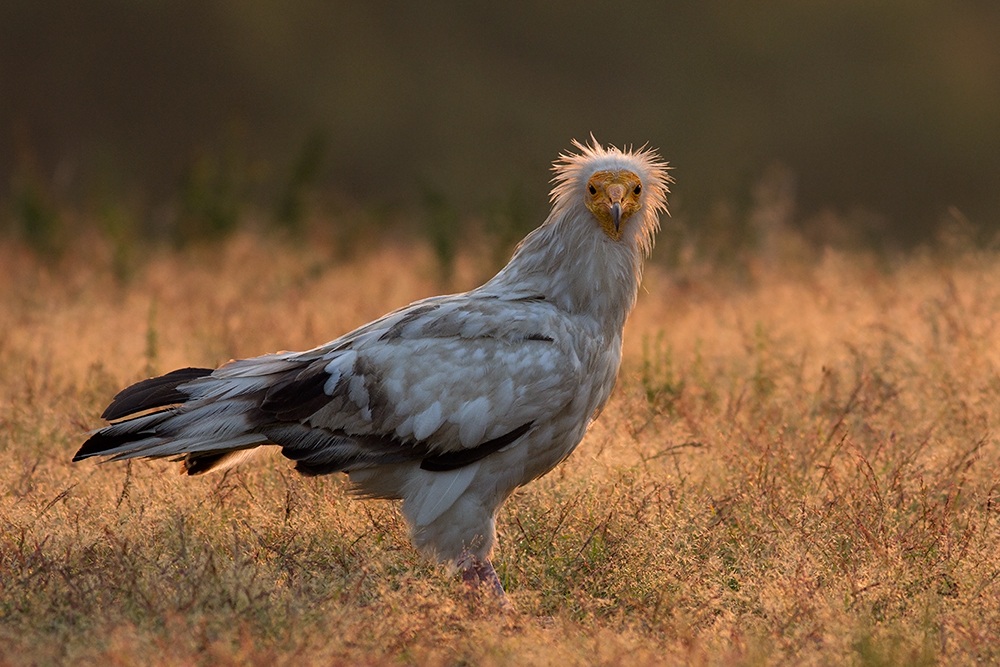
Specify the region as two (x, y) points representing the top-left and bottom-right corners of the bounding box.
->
(584, 169), (643, 240)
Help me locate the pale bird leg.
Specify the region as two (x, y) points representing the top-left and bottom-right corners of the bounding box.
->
(462, 557), (505, 595)
(460, 555), (513, 611)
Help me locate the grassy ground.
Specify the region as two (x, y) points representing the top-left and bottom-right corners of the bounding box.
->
(2, 230), (999, 666)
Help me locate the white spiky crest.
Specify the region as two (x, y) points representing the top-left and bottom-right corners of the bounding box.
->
(551, 136), (671, 211)
(546, 136), (672, 261)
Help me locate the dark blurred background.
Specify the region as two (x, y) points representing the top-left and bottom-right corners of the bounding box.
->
(2, 0), (998, 249)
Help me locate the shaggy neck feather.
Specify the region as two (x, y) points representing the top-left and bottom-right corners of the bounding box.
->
(485, 201), (652, 333)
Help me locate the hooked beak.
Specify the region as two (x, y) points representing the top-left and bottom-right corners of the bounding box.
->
(607, 183), (626, 232)
(610, 202), (623, 232)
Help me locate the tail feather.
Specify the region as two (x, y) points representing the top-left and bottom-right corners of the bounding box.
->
(102, 367), (214, 420)
(74, 411), (173, 461)
(73, 366), (269, 466)
(106, 433), (268, 461)
(75, 356), (407, 478)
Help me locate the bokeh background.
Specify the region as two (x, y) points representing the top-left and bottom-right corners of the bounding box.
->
(3, 0), (998, 250)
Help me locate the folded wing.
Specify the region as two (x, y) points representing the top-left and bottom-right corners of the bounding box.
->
(75, 294), (586, 479)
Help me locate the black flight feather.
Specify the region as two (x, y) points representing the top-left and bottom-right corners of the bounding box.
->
(101, 367), (214, 421)
(420, 422), (533, 471)
(259, 361), (333, 421)
(73, 408), (174, 461)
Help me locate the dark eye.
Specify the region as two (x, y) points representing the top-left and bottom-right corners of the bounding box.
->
(633, 184), (642, 195)
(588, 184), (597, 195)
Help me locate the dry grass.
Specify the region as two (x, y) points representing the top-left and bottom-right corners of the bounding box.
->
(2, 230), (999, 666)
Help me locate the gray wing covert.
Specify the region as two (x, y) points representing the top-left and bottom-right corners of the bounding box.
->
(255, 297), (584, 475)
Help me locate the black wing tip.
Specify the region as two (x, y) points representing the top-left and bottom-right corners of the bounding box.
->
(293, 461), (336, 476)
(420, 421), (533, 472)
(73, 429), (140, 462)
(101, 367), (214, 421)
(73, 424), (161, 463)
(259, 362), (332, 422)
(77, 367), (212, 462)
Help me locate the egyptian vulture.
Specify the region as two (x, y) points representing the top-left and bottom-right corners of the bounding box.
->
(74, 138), (671, 598)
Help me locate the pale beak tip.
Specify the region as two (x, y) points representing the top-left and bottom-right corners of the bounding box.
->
(611, 202), (623, 231)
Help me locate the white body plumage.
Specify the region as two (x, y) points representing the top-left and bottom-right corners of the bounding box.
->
(76, 138), (671, 580)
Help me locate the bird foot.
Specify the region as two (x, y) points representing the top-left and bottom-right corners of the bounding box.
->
(460, 556), (514, 612)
